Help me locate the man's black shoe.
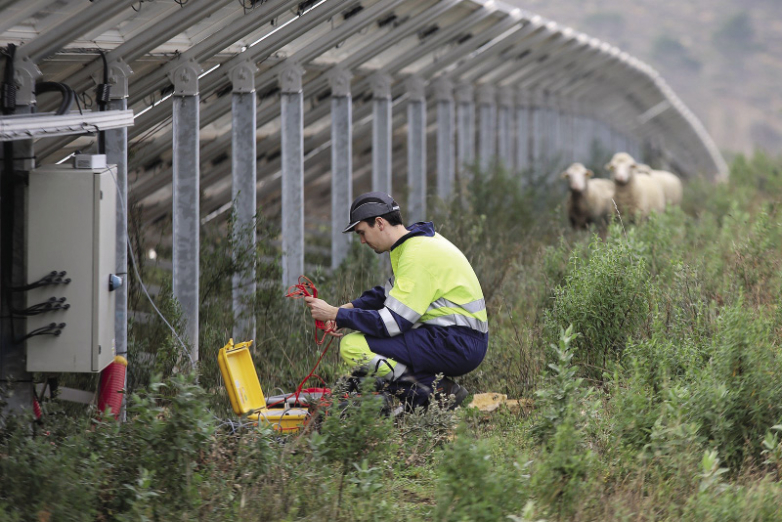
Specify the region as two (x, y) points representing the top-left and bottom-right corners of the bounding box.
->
(436, 377), (469, 410)
(334, 373), (386, 395)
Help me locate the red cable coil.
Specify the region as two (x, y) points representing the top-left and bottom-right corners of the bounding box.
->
(284, 275), (335, 345)
(271, 276), (338, 410)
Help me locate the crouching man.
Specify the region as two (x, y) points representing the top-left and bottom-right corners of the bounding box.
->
(305, 192), (488, 410)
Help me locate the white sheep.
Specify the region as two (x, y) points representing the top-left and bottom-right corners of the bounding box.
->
(635, 163), (683, 206)
(635, 163), (653, 174)
(606, 152), (665, 222)
(561, 162), (615, 229)
(650, 169), (683, 206)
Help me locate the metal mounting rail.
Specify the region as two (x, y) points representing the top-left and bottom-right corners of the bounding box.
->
(0, 110), (134, 141)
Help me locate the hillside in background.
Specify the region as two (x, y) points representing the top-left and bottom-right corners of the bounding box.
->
(510, 0), (782, 158)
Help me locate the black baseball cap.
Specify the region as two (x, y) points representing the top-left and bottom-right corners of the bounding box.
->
(343, 192), (400, 233)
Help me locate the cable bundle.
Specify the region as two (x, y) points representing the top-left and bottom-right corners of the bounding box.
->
(284, 275), (335, 345)
(22, 322), (66, 341)
(272, 275), (338, 409)
(14, 296), (69, 316)
(12, 270), (71, 292)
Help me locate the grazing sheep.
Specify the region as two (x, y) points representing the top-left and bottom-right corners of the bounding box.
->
(648, 168), (683, 206)
(606, 152), (665, 222)
(625, 159), (684, 207)
(635, 163), (653, 174)
(561, 162), (615, 229)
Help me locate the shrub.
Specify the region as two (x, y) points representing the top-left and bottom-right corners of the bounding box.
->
(544, 233), (651, 379)
(105, 372), (218, 516)
(527, 327), (600, 517)
(532, 326), (590, 442)
(531, 409), (598, 519)
(684, 301), (782, 469)
(683, 477), (782, 521)
(434, 424), (528, 521)
(0, 414), (102, 521)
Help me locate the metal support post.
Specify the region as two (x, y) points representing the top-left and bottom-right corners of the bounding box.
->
(516, 89), (531, 175)
(545, 94), (558, 172)
(585, 113), (595, 162)
(434, 77), (455, 201)
(0, 109), (33, 415)
(328, 67), (353, 269)
(498, 87), (514, 172)
(371, 73), (392, 194)
(592, 117), (603, 162)
(578, 107), (589, 163)
(0, 58), (39, 415)
(558, 102), (568, 169)
(567, 101), (578, 164)
(230, 61), (257, 342)
(406, 76), (426, 223)
(630, 135), (641, 161)
(102, 60), (132, 360)
(169, 59), (202, 364)
(531, 91), (546, 173)
(477, 84), (496, 174)
(571, 106), (581, 162)
(103, 60), (131, 418)
(607, 125), (618, 153)
(455, 83), (475, 182)
(279, 62), (305, 287)
(550, 95), (562, 169)
(557, 98), (571, 166)
(610, 127), (621, 155)
(598, 120), (614, 156)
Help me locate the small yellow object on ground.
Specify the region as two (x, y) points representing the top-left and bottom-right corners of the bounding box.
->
(468, 393), (508, 413)
(468, 393), (533, 415)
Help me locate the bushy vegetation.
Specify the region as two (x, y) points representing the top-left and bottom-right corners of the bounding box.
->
(3, 152), (782, 520)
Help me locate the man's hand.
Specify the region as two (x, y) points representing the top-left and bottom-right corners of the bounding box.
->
(324, 320), (343, 338)
(304, 296), (339, 322)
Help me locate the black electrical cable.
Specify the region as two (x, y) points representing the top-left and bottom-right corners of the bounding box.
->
(2, 45), (18, 347)
(20, 323), (66, 342)
(11, 270), (71, 292)
(100, 51), (109, 97)
(97, 50), (111, 154)
(13, 297), (70, 316)
(80, 91), (94, 109)
(1, 44), (15, 116)
(73, 90), (83, 116)
(34, 82), (74, 115)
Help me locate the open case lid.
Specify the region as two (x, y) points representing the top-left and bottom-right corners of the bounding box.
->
(218, 339), (266, 415)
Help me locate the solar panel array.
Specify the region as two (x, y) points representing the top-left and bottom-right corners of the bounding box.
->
(2, 0), (727, 222)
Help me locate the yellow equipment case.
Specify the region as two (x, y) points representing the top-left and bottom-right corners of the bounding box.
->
(218, 339), (310, 433)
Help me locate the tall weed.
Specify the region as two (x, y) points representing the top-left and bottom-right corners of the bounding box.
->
(544, 233), (651, 379)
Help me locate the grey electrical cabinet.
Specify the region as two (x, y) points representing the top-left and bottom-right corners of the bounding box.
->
(26, 164), (117, 373)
